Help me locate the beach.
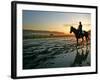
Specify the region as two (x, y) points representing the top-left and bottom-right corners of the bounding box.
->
(23, 37), (91, 69)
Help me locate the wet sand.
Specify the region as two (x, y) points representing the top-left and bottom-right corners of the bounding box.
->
(23, 37), (91, 69)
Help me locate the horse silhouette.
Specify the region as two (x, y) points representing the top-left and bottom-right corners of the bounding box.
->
(70, 26), (89, 46)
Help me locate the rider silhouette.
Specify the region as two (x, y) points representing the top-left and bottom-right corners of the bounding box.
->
(78, 21), (83, 36)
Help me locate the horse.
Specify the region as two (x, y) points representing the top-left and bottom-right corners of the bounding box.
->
(70, 26), (89, 46)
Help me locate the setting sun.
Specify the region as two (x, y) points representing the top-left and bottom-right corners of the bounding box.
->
(23, 10), (91, 35)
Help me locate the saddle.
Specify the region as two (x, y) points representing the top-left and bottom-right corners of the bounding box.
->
(78, 31), (84, 36)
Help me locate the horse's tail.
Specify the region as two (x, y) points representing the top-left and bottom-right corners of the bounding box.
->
(84, 30), (90, 40)
(87, 30), (91, 40)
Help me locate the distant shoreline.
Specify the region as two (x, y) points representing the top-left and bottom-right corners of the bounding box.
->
(23, 29), (74, 39)
(23, 29), (66, 34)
(23, 35), (74, 39)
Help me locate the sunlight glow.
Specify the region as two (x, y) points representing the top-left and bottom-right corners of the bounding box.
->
(23, 10), (91, 35)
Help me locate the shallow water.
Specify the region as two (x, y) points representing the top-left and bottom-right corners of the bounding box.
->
(23, 37), (91, 69)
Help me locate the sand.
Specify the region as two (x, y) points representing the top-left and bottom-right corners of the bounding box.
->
(23, 37), (91, 69)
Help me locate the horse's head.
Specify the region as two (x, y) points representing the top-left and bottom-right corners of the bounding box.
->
(70, 26), (73, 33)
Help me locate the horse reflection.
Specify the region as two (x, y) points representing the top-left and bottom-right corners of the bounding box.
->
(71, 46), (89, 67)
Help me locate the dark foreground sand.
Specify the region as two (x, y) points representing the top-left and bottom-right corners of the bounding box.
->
(23, 37), (91, 69)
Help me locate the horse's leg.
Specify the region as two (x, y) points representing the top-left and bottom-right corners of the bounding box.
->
(77, 38), (78, 46)
(85, 36), (88, 45)
(86, 37), (88, 45)
(82, 37), (84, 46)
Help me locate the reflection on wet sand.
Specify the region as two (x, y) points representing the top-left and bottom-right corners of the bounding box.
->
(23, 37), (90, 69)
(71, 45), (90, 67)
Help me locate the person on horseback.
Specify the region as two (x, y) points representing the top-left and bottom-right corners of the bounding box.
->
(78, 21), (83, 36)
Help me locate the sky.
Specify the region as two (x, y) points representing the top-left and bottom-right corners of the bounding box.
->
(23, 10), (91, 34)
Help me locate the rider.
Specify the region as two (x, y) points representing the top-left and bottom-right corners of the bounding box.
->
(78, 21), (83, 35)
